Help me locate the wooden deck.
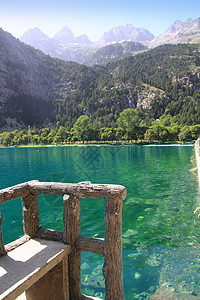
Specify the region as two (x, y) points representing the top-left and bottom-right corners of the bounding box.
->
(0, 239), (71, 300)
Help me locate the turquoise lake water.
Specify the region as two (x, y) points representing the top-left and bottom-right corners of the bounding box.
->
(0, 145), (200, 299)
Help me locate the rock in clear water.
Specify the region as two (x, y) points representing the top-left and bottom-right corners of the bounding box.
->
(135, 272), (142, 279)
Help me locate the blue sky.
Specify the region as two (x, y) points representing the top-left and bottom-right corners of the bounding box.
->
(1, 0), (200, 41)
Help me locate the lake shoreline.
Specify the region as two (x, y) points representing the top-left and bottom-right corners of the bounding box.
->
(0, 140), (195, 148)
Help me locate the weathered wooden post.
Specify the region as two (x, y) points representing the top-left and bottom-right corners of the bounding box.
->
(63, 194), (81, 300)
(0, 206), (5, 256)
(22, 193), (40, 237)
(104, 194), (125, 300)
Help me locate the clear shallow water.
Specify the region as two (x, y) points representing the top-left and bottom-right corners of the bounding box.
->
(0, 145), (200, 299)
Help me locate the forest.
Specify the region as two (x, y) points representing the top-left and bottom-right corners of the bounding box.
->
(1, 109), (200, 146)
(1, 43), (200, 145)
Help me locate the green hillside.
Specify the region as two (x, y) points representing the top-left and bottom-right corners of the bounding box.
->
(106, 43), (200, 124)
(1, 28), (200, 143)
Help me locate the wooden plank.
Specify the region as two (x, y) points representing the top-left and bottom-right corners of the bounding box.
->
(63, 255), (69, 300)
(0, 238), (71, 300)
(63, 194), (81, 300)
(25, 260), (69, 300)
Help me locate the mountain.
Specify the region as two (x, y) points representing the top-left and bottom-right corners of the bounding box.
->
(150, 18), (200, 47)
(53, 26), (75, 45)
(21, 27), (96, 64)
(20, 25), (153, 65)
(21, 26), (94, 64)
(75, 34), (92, 45)
(53, 27), (92, 46)
(21, 26), (93, 49)
(20, 27), (50, 48)
(1, 27), (200, 132)
(20, 18), (200, 64)
(0, 28), (106, 130)
(99, 24), (154, 45)
(20, 27), (61, 57)
(107, 43), (200, 124)
(85, 41), (147, 65)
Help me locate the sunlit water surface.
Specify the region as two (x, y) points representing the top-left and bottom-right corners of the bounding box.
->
(0, 145), (200, 299)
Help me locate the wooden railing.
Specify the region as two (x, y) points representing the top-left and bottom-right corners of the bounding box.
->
(0, 181), (126, 300)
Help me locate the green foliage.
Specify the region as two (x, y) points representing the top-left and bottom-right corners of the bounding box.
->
(99, 127), (118, 141)
(144, 121), (180, 142)
(0, 122), (199, 147)
(117, 108), (139, 140)
(73, 115), (94, 142)
(178, 125), (200, 141)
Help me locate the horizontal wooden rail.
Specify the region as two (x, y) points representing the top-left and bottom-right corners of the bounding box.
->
(76, 236), (105, 256)
(0, 182), (30, 204)
(36, 228), (105, 255)
(29, 181), (126, 199)
(0, 181), (126, 204)
(36, 227), (64, 242)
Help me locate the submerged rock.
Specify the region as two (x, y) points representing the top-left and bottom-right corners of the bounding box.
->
(123, 229), (138, 238)
(135, 272), (142, 279)
(81, 262), (91, 270)
(81, 264), (105, 289)
(146, 253), (163, 267)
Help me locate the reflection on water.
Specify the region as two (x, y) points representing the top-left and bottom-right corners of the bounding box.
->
(0, 145), (200, 299)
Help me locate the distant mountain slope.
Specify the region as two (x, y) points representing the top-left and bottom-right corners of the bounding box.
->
(20, 27), (61, 59)
(20, 27), (95, 64)
(20, 18), (200, 64)
(150, 18), (200, 47)
(0, 29), (106, 130)
(53, 26), (92, 46)
(86, 41), (147, 65)
(20, 24), (153, 64)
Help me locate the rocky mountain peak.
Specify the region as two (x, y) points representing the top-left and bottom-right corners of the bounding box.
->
(166, 20), (182, 34)
(150, 17), (200, 47)
(184, 18), (200, 33)
(53, 26), (75, 44)
(75, 34), (92, 45)
(166, 18), (200, 35)
(99, 24), (154, 45)
(21, 27), (50, 45)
